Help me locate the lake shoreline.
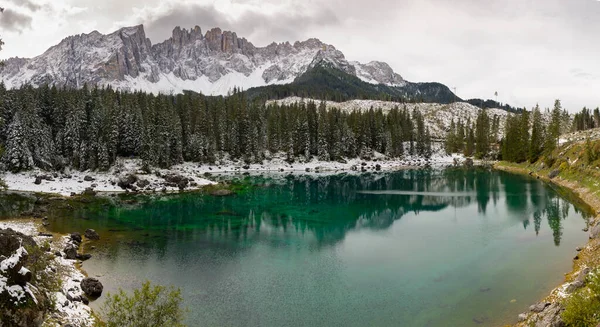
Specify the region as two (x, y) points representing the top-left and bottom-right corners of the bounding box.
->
(494, 162), (600, 327)
(0, 219), (97, 326)
(1, 152), (470, 198)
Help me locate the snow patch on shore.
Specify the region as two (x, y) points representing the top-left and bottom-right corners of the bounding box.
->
(2, 158), (217, 197)
(51, 235), (95, 327)
(1, 142), (472, 197)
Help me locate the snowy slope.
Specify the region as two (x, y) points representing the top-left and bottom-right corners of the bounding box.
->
(267, 97), (512, 140)
(0, 25), (405, 96)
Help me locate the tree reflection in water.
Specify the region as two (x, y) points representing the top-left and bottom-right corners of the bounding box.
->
(0, 168), (591, 248)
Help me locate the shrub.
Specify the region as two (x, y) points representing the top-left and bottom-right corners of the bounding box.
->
(101, 281), (186, 327)
(559, 162), (569, 172)
(25, 243), (62, 296)
(562, 272), (600, 326)
(586, 138), (599, 165)
(544, 156), (556, 169)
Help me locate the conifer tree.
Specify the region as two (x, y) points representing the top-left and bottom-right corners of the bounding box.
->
(475, 109), (490, 158)
(585, 137), (598, 165)
(545, 99), (562, 153)
(445, 120), (456, 154)
(4, 112), (33, 172)
(456, 120), (465, 152)
(517, 109), (530, 163)
(529, 105), (544, 163)
(424, 128), (432, 159)
(464, 125), (475, 157)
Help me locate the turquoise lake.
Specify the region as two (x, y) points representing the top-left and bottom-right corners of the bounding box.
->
(40, 168), (592, 326)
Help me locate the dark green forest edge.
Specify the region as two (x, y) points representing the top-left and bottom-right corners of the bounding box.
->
(495, 103), (600, 326)
(0, 83), (442, 173)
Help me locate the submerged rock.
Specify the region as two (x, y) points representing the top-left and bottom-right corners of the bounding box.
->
(518, 313), (528, 322)
(84, 229), (100, 240)
(210, 189), (234, 197)
(76, 253), (92, 261)
(81, 277), (103, 298)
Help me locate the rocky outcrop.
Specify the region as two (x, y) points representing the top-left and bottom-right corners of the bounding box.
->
(163, 174), (190, 190)
(70, 232), (82, 244)
(63, 244), (78, 260)
(0, 229), (48, 327)
(0, 228), (36, 257)
(118, 174), (138, 190)
(590, 223), (600, 239)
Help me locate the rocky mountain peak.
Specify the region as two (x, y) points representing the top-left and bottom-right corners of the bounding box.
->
(171, 26), (203, 46)
(114, 24), (146, 37)
(1, 24), (408, 95)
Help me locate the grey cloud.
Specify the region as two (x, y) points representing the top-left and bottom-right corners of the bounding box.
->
(7, 0), (41, 12)
(571, 69), (596, 80)
(0, 8), (32, 31)
(138, 3), (340, 45)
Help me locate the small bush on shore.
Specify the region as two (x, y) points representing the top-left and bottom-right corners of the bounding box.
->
(101, 281), (186, 327)
(562, 272), (600, 327)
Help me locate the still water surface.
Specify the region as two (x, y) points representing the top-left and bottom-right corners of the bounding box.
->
(43, 169), (592, 326)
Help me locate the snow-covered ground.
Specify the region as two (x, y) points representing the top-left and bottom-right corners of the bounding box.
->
(0, 220), (95, 327)
(3, 158), (217, 197)
(559, 127), (600, 145)
(2, 144), (470, 197)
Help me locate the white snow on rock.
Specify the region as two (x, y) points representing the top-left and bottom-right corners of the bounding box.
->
(558, 127), (600, 145)
(267, 97), (512, 140)
(0, 246), (30, 304)
(0, 220), (95, 326)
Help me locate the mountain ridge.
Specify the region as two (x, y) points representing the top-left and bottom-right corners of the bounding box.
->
(0, 24), (409, 96)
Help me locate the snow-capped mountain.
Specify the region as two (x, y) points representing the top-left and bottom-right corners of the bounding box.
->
(0, 25), (406, 95)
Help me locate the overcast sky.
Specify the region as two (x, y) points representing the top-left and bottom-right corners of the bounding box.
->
(0, 0), (598, 111)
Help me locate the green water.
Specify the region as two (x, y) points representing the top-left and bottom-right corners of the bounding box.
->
(39, 169), (592, 326)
